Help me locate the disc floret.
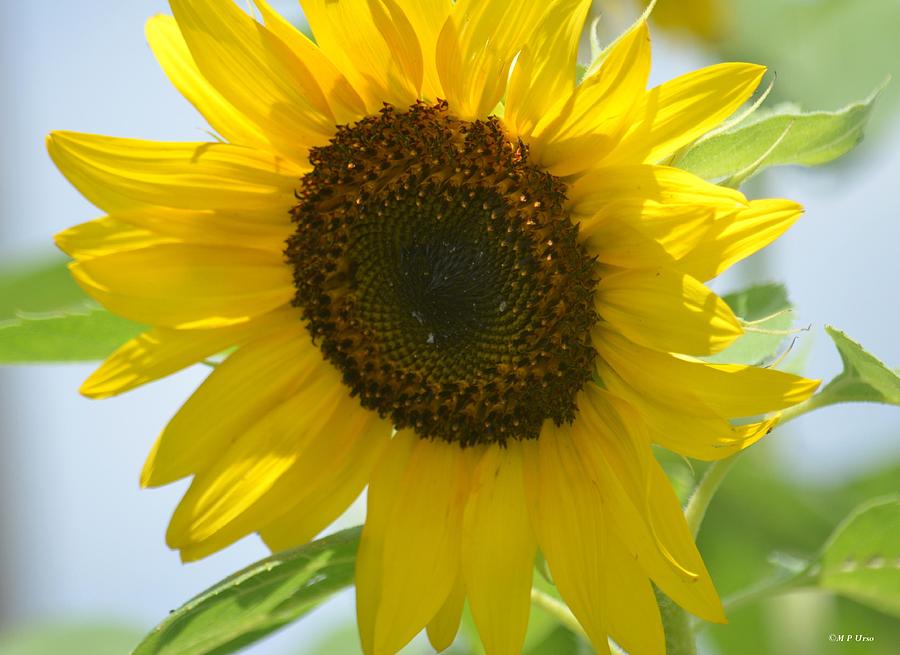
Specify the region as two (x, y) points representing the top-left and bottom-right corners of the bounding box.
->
(286, 102), (598, 446)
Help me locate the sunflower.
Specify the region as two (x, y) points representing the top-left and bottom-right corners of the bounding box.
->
(49, 1), (819, 654)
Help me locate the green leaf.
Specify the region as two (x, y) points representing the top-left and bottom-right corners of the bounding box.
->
(133, 527), (360, 655)
(812, 326), (900, 408)
(0, 257), (144, 364)
(674, 84), (884, 185)
(0, 306), (144, 363)
(817, 495), (900, 618)
(0, 257), (88, 320)
(705, 283), (795, 366)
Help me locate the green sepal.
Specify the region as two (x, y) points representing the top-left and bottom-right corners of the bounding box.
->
(705, 283), (795, 366)
(814, 326), (900, 409)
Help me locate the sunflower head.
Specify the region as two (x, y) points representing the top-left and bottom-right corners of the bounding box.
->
(287, 100), (598, 446)
(48, 1), (820, 654)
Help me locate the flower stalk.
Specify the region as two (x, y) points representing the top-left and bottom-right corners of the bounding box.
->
(684, 452), (744, 538)
(657, 591), (698, 655)
(530, 588), (587, 640)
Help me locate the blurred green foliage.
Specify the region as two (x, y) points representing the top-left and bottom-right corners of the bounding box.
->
(706, 283), (794, 366)
(818, 496), (900, 617)
(700, 446), (900, 655)
(0, 623), (142, 655)
(720, 0), (899, 136)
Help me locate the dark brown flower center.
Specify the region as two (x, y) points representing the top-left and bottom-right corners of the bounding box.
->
(285, 101), (598, 446)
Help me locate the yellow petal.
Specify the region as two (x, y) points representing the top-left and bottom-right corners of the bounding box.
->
(257, 415), (391, 552)
(47, 131), (303, 214)
(357, 433), (469, 655)
(646, 458), (726, 621)
(528, 19), (651, 177)
(606, 62), (766, 165)
(573, 387), (717, 608)
(373, 437), (469, 655)
(168, 386), (341, 554)
(81, 307), (294, 399)
(55, 210), (290, 260)
(111, 206), (292, 253)
(568, 164), (746, 220)
(574, 388), (725, 622)
(251, 0), (367, 124)
(168, 362), (360, 556)
(436, 0), (547, 119)
(592, 448), (725, 622)
(462, 443), (536, 655)
(505, 0), (592, 140)
(599, 361), (777, 460)
(574, 386), (651, 513)
(677, 199), (804, 281)
(605, 535), (665, 655)
(734, 414), (782, 448)
(597, 266), (743, 355)
(176, 392), (391, 560)
(170, 0), (336, 161)
(69, 243), (293, 329)
(357, 431), (417, 655)
(55, 216), (176, 260)
(581, 216), (677, 269)
(301, 0), (422, 110)
(426, 573), (466, 652)
(523, 425), (611, 655)
(571, 165), (741, 271)
(596, 326), (820, 418)
(579, 204), (714, 269)
(146, 15), (268, 148)
(141, 324), (320, 487)
(391, 0), (453, 100)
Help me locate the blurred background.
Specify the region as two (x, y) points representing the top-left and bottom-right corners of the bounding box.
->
(0, 1), (897, 654)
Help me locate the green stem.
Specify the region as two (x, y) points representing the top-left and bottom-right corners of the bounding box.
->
(530, 588), (586, 640)
(530, 588), (627, 654)
(684, 393), (822, 539)
(684, 452), (743, 538)
(657, 591), (698, 655)
(693, 566), (816, 632)
(723, 572), (808, 615)
(778, 393), (827, 424)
